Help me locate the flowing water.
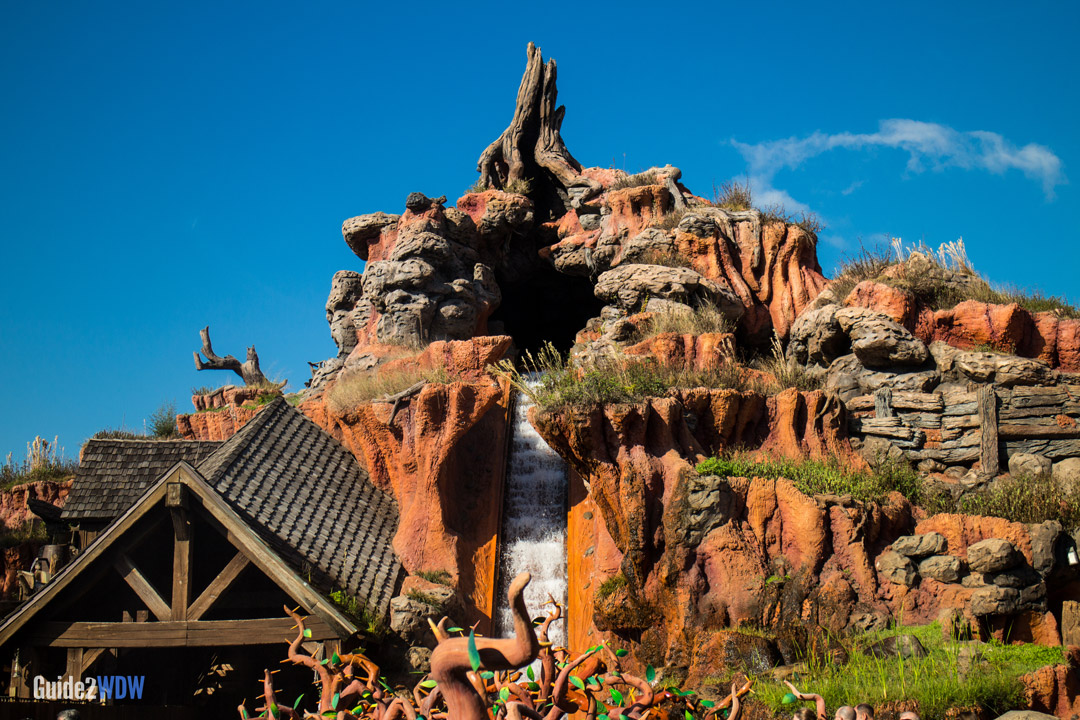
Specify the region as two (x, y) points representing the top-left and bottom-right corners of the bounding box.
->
(494, 382), (568, 649)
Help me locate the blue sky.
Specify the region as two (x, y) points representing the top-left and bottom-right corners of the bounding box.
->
(1, 1), (1077, 462)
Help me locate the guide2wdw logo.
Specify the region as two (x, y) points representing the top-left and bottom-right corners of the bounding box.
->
(33, 674), (146, 701)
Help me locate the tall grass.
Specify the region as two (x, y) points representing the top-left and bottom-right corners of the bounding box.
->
(712, 178), (753, 211)
(610, 170), (660, 191)
(327, 365), (455, 413)
(923, 473), (1080, 528)
(491, 342), (763, 413)
(752, 622), (1062, 720)
(641, 303), (735, 339)
(752, 333), (824, 392)
(1, 436), (77, 490)
(695, 451), (921, 505)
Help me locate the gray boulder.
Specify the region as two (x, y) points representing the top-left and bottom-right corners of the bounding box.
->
(967, 538), (1022, 574)
(835, 307), (929, 368)
(865, 634), (928, 660)
(918, 555), (963, 583)
(594, 264), (744, 319)
(1052, 458), (1080, 494)
(786, 303), (848, 368)
(970, 585), (1020, 616)
(876, 551), (917, 586)
(1009, 452), (1052, 479)
(892, 532), (947, 558)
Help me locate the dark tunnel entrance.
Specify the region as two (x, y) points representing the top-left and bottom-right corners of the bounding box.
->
(489, 264), (604, 357)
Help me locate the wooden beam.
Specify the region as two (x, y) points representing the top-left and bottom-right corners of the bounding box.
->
(999, 423), (1080, 439)
(30, 617), (338, 647)
(187, 552), (249, 621)
(170, 506), (192, 621)
(978, 385), (1000, 477)
(81, 647), (106, 676)
(114, 555), (170, 622)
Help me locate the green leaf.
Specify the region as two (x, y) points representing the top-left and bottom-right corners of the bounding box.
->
(241, 708), (249, 720)
(532, 616), (546, 624)
(528, 682), (540, 691)
(468, 628), (481, 672)
(480, 671), (495, 680)
(420, 679), (437, 689)
(499, 687), (510, 702)
(610, 688), (624, 706)
(331, 651), (341, 665)
(587, 675), (600, 687)
(597, 700), (608, 712)
(782, 693), (798, 705)
(332, 692), (340, 710)
(320, 658), (329, 666)
(269, 703), (279, 719)
(685, 711), (695, 720)
(614, 648), (628, 657)
(700, 700), (715, 709)
(598, 715), (610, 720)
(322, 712), (337, 718)
(293, 694), (304, 709)
(352, 708), (364, 715)
(646, 665), (655, 683)
(569, 675), (585, 691)
(447, 626), (464, 633)
(526, 665), (535, 681)
(303, 628), (312, 638)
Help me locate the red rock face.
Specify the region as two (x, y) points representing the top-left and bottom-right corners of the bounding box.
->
(844, 281), (1080, 372)
(0, 543), (42, 598)
(1023, 656), (1080, 718)
(531, 389), (885, 671)
(623, 332), (734, 371)
(176, 404), (265, 441)
(0, 479), (72, 532)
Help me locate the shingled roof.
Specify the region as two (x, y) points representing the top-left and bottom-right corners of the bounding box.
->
(62, 439), (221, 521)
(196, 398), (403, 611)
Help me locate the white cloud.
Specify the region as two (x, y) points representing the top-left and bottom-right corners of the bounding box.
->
(731, 119), (1066, 208)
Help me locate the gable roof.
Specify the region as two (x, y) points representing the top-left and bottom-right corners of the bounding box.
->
(62, 439), (222, 521)
(195, 398), (402, 611)
(0, 461), (359, 647)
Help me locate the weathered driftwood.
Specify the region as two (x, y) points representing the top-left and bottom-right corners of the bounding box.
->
(193, 326), (282, 388)
(978, 385), (1000, 476)
(477, 43), (600, 211)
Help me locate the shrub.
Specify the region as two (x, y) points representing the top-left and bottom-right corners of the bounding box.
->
(927, 473), (1080, 528)
(92, 428), (142, 440)
(503, 177), (534, 195)
(190, 385), (221, 396)
(0, 436), (78, 490)
(0, 520), (48, 549)
(327, 365), (455, 413)
(328, 589), (386, 639)
(609, 170), (659, 191)
(760, 203), (824, 235)
(406, 589), (442, 607)
(148, 401), (179, 438)
(466, 179), (488, 194)
(596, 572), (628, 600)
(695, 451), (922, 505)
(712, 178), (753, 211)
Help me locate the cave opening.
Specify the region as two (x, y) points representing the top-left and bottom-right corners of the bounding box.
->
(490, 264), (603, 358)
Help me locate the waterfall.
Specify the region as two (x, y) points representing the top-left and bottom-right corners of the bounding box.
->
(494, 381), (568, 649)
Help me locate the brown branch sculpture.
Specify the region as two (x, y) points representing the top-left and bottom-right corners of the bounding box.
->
(477, 43), (600, 211)
(193, 325), (284, 388)
(430, 572), (540, 720)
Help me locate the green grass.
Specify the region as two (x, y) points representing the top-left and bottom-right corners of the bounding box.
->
(406, 589), (442, 608)
(0, 436), (78, 490)
(416, 569), (452, 586)
(752, 622), (1063, 720)
(695, 452), (922, 505)
(924, 473), (1080, 528)
(595, 572), (628, 600)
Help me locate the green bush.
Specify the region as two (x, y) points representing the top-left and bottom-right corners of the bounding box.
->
(149, 401), (179, 438)
(695, 452), (921, 505)
(416, 569), (453, 586)
(595, 572), (628, 600)
(328, 590), (386, 639)
(923, 473), (1080, 528)
(0, 520), (48, 549)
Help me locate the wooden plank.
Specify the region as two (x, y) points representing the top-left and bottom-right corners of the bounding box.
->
(999, 403), (1080, 420)
(187, 552), (250, 621)
(978, 385), (999, 476)
(845, 396), (875, 412)
(887, 391), (943, 411)
(875, 388), (895, 418)
(999, 423), (1080, 439)
(896, 412), (942, 429)
(114, 556), (170, 622)
(942, 414), (980, 430)
(1002, 438), (1080, 460)
(30, 617), (337, 647)
(170, 507), (192, 621)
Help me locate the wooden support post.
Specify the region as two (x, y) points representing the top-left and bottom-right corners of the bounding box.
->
(168, 484), (192, 621)
(187, 552), (249, 621)
(874, 388), (895, 418)
(65, 647), (83, 681)
(978, 385), (1000, 477)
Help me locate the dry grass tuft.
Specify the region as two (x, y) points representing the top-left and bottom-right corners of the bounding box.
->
(327, 365), (455, 413)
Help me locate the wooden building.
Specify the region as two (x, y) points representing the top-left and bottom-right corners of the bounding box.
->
(0, 399), (403, 713)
